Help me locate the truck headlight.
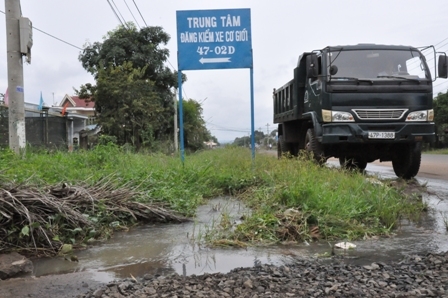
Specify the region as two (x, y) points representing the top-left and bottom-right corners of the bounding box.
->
(406, 109), (433, 121)
(322, 110), (355, 122)
(323, 109), (354, 122)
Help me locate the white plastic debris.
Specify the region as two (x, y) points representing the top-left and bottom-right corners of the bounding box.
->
(334, 242), (356, 249)
(366, 178), (383, 186)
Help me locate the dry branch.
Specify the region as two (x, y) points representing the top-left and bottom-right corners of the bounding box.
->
(0, 181), (188, 257)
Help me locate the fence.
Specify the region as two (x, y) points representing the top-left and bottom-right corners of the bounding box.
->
(0, 107), (67, 149)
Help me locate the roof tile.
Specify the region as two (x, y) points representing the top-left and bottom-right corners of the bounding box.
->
(71, 96), (95, 108)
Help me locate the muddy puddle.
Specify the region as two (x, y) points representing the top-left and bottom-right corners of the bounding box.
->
(30, 164), (448, 284)
(31, 197), (302, 283)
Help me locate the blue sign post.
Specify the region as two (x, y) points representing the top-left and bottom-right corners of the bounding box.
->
(176, 8), (255, 161)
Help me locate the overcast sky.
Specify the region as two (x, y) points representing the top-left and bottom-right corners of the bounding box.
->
(1, 0), (448, 143)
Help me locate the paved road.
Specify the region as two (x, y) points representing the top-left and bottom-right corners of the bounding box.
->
(370, 154), (448, 181)
(264, 149), (447, 181)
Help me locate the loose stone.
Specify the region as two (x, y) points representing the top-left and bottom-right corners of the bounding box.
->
(78, 252), (448, 298)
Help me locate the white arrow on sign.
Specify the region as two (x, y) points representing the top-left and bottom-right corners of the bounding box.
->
(199, 57), (231, 64)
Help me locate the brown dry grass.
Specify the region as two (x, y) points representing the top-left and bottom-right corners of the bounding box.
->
(0, 179), (188, 257)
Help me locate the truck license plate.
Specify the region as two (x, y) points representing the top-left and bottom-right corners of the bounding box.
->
(368, 132), (395, 139)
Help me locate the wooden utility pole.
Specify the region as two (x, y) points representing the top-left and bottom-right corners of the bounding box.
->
(266, 123), (270, 147)
(5, 0), (26, 153)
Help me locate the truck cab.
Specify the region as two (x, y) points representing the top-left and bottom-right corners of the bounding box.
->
(274, 44), (448, 178)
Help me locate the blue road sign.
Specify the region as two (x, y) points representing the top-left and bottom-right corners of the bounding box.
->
(176, 9), (252, 71)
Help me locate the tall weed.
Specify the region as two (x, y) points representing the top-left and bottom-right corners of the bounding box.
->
(0, 146), (424, 243)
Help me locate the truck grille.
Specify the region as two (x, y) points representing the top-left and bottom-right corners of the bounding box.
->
(352, 109), (407, 120)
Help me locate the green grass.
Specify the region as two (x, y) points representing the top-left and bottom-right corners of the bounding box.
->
(214, 152), (423, 243)
(425, 148), (448, 155)
(0, 145), (426, 245)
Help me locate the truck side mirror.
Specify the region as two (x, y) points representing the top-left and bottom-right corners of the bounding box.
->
(306, 54), (319, 78)
(438, 55), (448, 79)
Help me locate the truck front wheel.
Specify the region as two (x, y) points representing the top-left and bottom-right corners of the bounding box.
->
(392, 143), (422, 179)
(305, 128), (326, 164)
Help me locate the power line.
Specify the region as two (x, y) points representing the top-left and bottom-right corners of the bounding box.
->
(33, 27), (83, 50)
(436, 42), (448, 51)
(1, 5), (180, 98)
(110, 0), (128, 28)
(123, 0), (141, 29)
(425, 41), (448, 57)
(2, 6), (180, 100)
(132, 0), (148, 27)
(207, 122), (245, 129)
(434, 80), (448, 95)
(207, 122), (251, 133)
(103, 1), (179, 95)
(434, 80), (448, 88)
(106, 0), (125, 26)
(210, 128), (251, 133)
(434, 37), (448, 48)
(92, 2), (182, 98)
(0, 9), (83, 50)
(406, 38), (448, 73)
(207, 119), (273, 133)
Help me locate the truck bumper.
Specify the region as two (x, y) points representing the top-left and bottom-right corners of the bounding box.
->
(321, 122), (435, 144)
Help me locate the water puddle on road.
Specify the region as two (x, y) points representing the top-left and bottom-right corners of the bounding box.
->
(31, 173), (448, 284)
(32, 197), (305, 283)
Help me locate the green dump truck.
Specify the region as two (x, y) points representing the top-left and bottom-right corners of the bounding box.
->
(273, 44), (448, 179)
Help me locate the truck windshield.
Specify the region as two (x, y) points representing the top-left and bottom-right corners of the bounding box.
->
(328, 49), (430, 80)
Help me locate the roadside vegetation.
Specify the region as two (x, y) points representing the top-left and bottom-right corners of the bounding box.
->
(434, 90), (448, 149)
(426, 148), (448, 155)
(0, 144), (426, 256)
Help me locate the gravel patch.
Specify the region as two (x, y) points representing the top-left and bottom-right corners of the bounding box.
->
(79, 251), (448, 297)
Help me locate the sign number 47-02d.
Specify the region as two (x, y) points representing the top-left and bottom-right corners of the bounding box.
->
(197, 46), (235, 55)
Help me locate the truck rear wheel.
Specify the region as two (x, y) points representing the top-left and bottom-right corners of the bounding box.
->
(339, 157), (367, 171)
(277, 136), (288, 158)
(278, 136), (299, 158)
(392, 143), (422, 179)
(305, 128), (326, 164)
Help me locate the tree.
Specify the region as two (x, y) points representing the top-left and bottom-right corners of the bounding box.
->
(209, 135), (219, 145)
(233, 136), (250, 147)
(233, 131), (265, 147)
(79, 23), (179, 92)
(77, 23), (180, 149)
(181, 99), (216, 151)
(433, 91), (448, 147)
(92, 62), (171, 148)
(253, 130), (265, 144)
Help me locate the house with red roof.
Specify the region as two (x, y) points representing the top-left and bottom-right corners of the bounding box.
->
(55, 94), (98, 150)
(0, 94), (99, 150)
(58, 94), (95, 121)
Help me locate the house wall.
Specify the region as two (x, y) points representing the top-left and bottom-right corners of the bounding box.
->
(0, 108), (67, 148)
(0, 103), (93, 150)
(0, 116), (67, 148)
(67, 118), (86, 151)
